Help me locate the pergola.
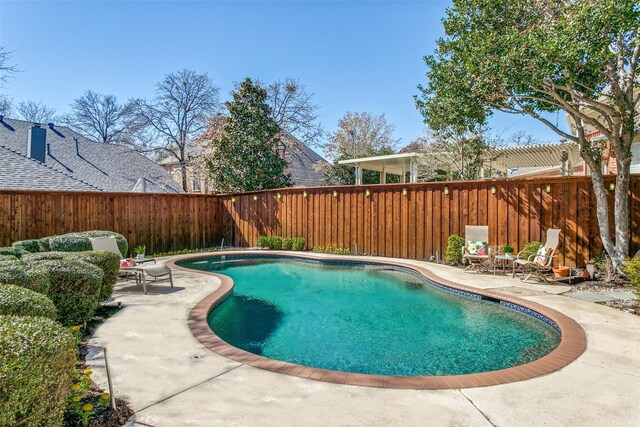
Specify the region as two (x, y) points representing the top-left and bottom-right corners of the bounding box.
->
(338, 152), (420, 185)
(337, 142), (584, 184)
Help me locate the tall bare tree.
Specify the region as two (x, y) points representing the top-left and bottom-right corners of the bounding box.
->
(62, 91), (130, 143)
(266, 77), (323, 150)
(129, 69), (220, 192)
(16, 100), (57, 123)
(0, 46), (17, 117)
(322, 112), (399, 185)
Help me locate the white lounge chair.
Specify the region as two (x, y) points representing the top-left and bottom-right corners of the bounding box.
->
(513, 229), (561, 282)
(89, 236), (173, 294)
(462, 225), (491, 272)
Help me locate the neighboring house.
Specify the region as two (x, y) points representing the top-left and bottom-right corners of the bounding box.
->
(565, 92), (640, 175)
(0, 116), (182, 193)
(159, 117), (328, 193)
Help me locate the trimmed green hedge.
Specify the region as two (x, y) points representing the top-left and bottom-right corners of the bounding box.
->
(73, 250), (120, 301)
(0, 315), (76, 427)
(0, 247), (25, 259)
(37, 259), (103, 326)
(0, 255), (18, 262)
(38, 237), (52, 252)
(0, 262), (49, 293)
(21, 251), (68, 263)
(0, 284), (57, 320)
(49, 230), (128, 258)
(11, 239), (41, 253)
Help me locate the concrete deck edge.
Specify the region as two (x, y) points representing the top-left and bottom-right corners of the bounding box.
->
(166, 251), (587, 390)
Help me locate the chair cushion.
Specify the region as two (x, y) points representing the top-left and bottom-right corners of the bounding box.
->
(140, 264), (171, 278)
(467, 241), (487, 256)
(535, 246), (553, 266)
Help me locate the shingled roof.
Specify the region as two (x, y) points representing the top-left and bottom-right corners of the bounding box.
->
(0, 117), (182, 193)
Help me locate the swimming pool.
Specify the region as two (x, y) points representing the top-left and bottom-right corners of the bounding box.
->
(180, 255), (562, 377)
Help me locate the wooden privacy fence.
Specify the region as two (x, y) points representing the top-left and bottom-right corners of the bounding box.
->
(219, 175), (640, 267)
(0, 191), (221, 255)
(1, 175), (639, 265)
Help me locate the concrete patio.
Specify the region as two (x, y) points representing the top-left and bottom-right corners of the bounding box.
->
(87, 252), (640, 426)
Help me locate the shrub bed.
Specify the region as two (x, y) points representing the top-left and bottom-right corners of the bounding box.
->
(0, 255), (18, 262)
(257, 236), (307, 251)
(49, 231), (128, 258)
(0, 262), (49, 293)
(0, 284), (57, 319)
(0, 315), (76, 427)
(11, 239), (41, 253)
(37, 259), (103, 326)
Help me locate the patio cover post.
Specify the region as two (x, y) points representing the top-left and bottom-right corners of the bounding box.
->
(400, 169), (406, 183)
(381, 168), (387, 184)
(410, 160), (417, 183)
(355, 164), (362, 185)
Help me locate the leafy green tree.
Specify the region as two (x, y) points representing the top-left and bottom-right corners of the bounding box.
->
(322, 112), (399, 185)
(416, 0), (640, 273)
(208, 78), (291, 192)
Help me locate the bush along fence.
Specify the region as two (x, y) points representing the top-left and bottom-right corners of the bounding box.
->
(1, 175), (640, 267)
(0, 230), (125, 425)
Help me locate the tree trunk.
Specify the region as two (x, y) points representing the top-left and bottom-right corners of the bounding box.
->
(613, 154), (631, 271)
(582, 149), (630, 275)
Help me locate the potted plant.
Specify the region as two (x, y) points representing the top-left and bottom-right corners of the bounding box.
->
(503, 245), (514, 257)
(134, 245), (146, 260)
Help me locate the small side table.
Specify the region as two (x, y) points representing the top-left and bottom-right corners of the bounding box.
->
(494, 254), (515, 275)
(135, 258), (156, 265)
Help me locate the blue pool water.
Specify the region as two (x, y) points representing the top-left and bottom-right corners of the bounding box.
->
(181, 257), (561, 376)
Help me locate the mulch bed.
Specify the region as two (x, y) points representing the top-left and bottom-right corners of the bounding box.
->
(63, 305), (135, 427)
(562, 277), (639, 316)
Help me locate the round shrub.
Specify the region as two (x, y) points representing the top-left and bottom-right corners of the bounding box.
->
(71, 250), (120, 301)
(0, 247), (26, 259)
(0, 315), (76, 427)
(0, 255), (17, 262)
(283, 238), (294, 250)
(49, 231), (128, 258)
(11, 239), (41, 253)
(521, 241), (543, 257)
(38, 259), (103, 326)
(256, 236), (269, 248)
(623, 256), (640, 294)
(445, 234), (465, 265)
(0, 262), (49, 293)
(268, 236), (283, 250)
(0, 284), (57, 319)
(293, 237), (306, 251)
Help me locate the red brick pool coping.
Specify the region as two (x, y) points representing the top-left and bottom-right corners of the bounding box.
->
(167, 251), (587, 390)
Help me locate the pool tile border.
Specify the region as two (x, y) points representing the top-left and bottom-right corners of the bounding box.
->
(167, 251), (587, 390)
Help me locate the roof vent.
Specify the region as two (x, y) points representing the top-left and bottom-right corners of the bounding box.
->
(74, 137), (79, 155)
(47, 122), (55, 128)
(27, 125), (47, 163)
(0, 115), (4, 121)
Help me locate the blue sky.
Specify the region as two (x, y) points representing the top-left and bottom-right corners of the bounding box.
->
(0, 0), (569, 155)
